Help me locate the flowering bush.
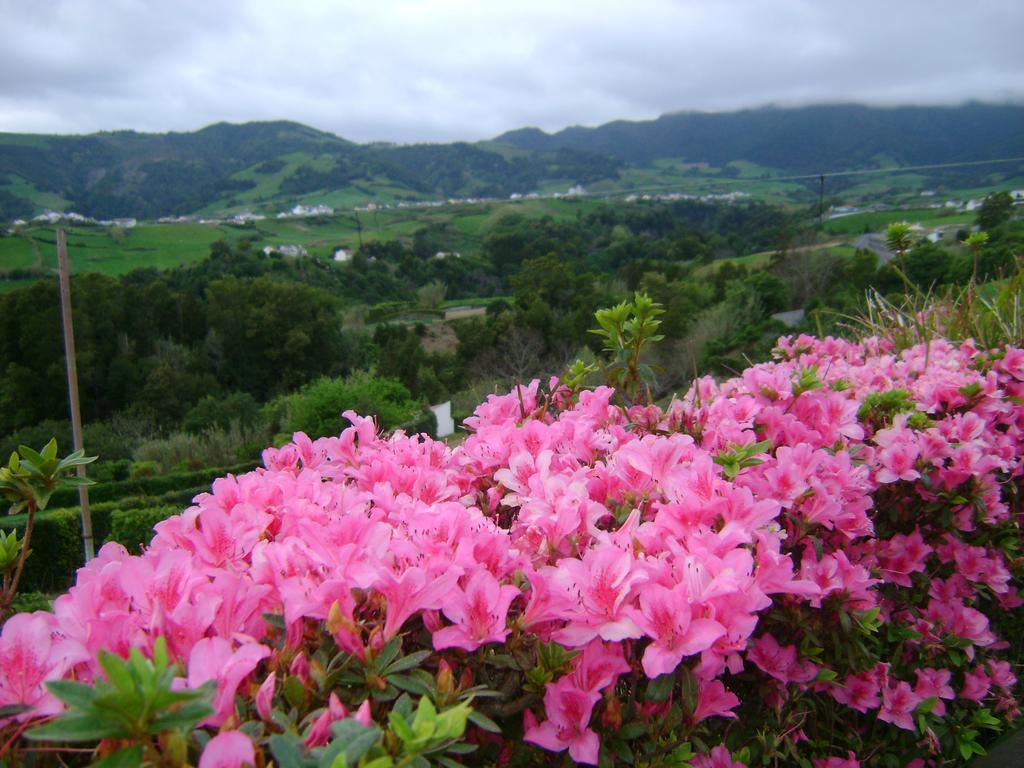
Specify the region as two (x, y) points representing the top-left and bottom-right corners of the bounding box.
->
(1, 334), (1022, 767)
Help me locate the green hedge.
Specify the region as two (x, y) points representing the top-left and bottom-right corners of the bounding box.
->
(0, 461), (260, 593)
(0, 502), (184, 592)
(46, 461), (258, 508)
(110, 506), (178, 555)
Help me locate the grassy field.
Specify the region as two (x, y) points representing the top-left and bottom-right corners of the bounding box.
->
(823, 208), (974, 236)
(0, 196), (605, 286)
(2, 174), (71, 212)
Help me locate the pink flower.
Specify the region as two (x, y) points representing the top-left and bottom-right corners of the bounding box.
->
(187, 638), (270, 727)
(376, 566), (459, 640)
(432, 570), (520, 652)
(632, 582), (726, 678)
(747, 634), (816, 685)
(523, 678), (601, 765)
(0, 612), (88, 721)
(570, 640), (631, 693)
(813, 753), (860, 768)
(199, 731), (255, 768)
(255, 672), (275, 721)
(693, 678), (740, 722)
(554, 544), (646, 646)
(831, 670), (881, 713)
(693, 745), (747, 768)
(878, 681), (921, 731)
(914, 668), (954, 716)
(306, 692), (350, 747)
(988, 659), (1017, 691)
(961, 666), (991, 702)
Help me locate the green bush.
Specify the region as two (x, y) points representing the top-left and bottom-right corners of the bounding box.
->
(46, 461), (257, 508)
(0, 461), (259, 592)
(182, 392), (263, 434)
(0, 507), (95, 593)
(283, 371), (420, 438)
(11, 590), (51, 614)
(130, 460), (160, 479)
(90, 458), (132, 483)
(108, 506), (178, 554)
(0, 500), (185, 591)
(134, 424), (266, 474)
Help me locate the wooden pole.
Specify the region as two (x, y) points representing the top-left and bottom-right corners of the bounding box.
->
(56, 230), (94, 562)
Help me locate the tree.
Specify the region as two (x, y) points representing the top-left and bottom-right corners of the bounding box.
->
(885, 222), (914, 272)
(976, 192), (1014, 231)
(205, 276), (344, 398)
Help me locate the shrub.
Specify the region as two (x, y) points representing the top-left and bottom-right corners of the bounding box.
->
(283, 371), (421, 438)
(134, 423), (267, 474)
(2, 337), (1023, 767)
(108, 505), (177, 554)
(129, 460), (160, 479)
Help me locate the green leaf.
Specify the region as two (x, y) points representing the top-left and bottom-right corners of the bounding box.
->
(284, 675), (306, 709)
(90, 745), (145, 768)
(373, 637), (403, 673)
(320, 721), (382, 768)
(467, 710), (501, 734)
(149, 700), (215, 733)
(412, 696), (437, 737)
(389, 673), (433, 697)
(388, 711), (415, 744)
(271, 734), (315, 768)
(25, 712), (127, 742)
(46, 680), (98, 709)
(382, 650), (432, 675)
(646, 673), (675, 702)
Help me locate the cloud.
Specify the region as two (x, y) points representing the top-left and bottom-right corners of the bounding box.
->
(0, 0), (1020, 142)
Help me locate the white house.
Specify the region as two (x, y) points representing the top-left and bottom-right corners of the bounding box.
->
(430, 401), (455, 438)
(333, 248), (352, 262)
(263, 244), (308, 258)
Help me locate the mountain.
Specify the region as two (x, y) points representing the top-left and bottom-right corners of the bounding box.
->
(1, 103), (1023, 221)
(0, 121), (622, 220)
(494, 103), (1024, 170)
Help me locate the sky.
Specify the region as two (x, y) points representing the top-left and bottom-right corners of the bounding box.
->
(0, 0), (1021, 144)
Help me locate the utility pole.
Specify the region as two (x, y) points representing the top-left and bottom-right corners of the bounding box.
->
(818, 174), (826, 229)
(56, 230), (94, 561)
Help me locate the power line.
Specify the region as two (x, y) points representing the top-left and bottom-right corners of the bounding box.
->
(594, 156), (1024, 197)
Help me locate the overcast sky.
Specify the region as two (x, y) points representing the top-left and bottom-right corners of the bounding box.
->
(0, 0), (1021, 143)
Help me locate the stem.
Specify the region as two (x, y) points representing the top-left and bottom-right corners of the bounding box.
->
(1, 498), (37, 624)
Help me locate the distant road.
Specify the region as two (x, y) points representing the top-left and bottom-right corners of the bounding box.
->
(854, 234), (895, 265)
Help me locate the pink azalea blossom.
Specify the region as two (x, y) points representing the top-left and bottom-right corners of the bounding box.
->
(0, 612), (88, 722)
(432, 570), (520, 652)
(693, 745), (747, 768)
(523, 678), (601, 765)
(186, 638), (270, 727)
(631, 582), (726, 678)
(878, 681), (922, 731)
(199, 731), (255, 768)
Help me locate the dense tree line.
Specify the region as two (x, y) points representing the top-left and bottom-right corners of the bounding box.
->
(1, 197), (1019, 473)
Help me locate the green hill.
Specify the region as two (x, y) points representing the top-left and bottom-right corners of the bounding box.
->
(1, 103), (1022, 221)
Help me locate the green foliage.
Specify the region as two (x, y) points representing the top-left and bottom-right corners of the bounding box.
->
(109, 505), (177, 554)
(0, 439), (96, 619)
(283, 372), (421, 439)
(857, 388), (916, 430)
(26, 636), (214, 765)
(205, 275), (346, 399)
(134, 422), (267, 474)
(590, 293), (665, 404)
(976, 191), (1015, 231)
(0, 438), (96, 514)
(713, 439), (772, 480)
